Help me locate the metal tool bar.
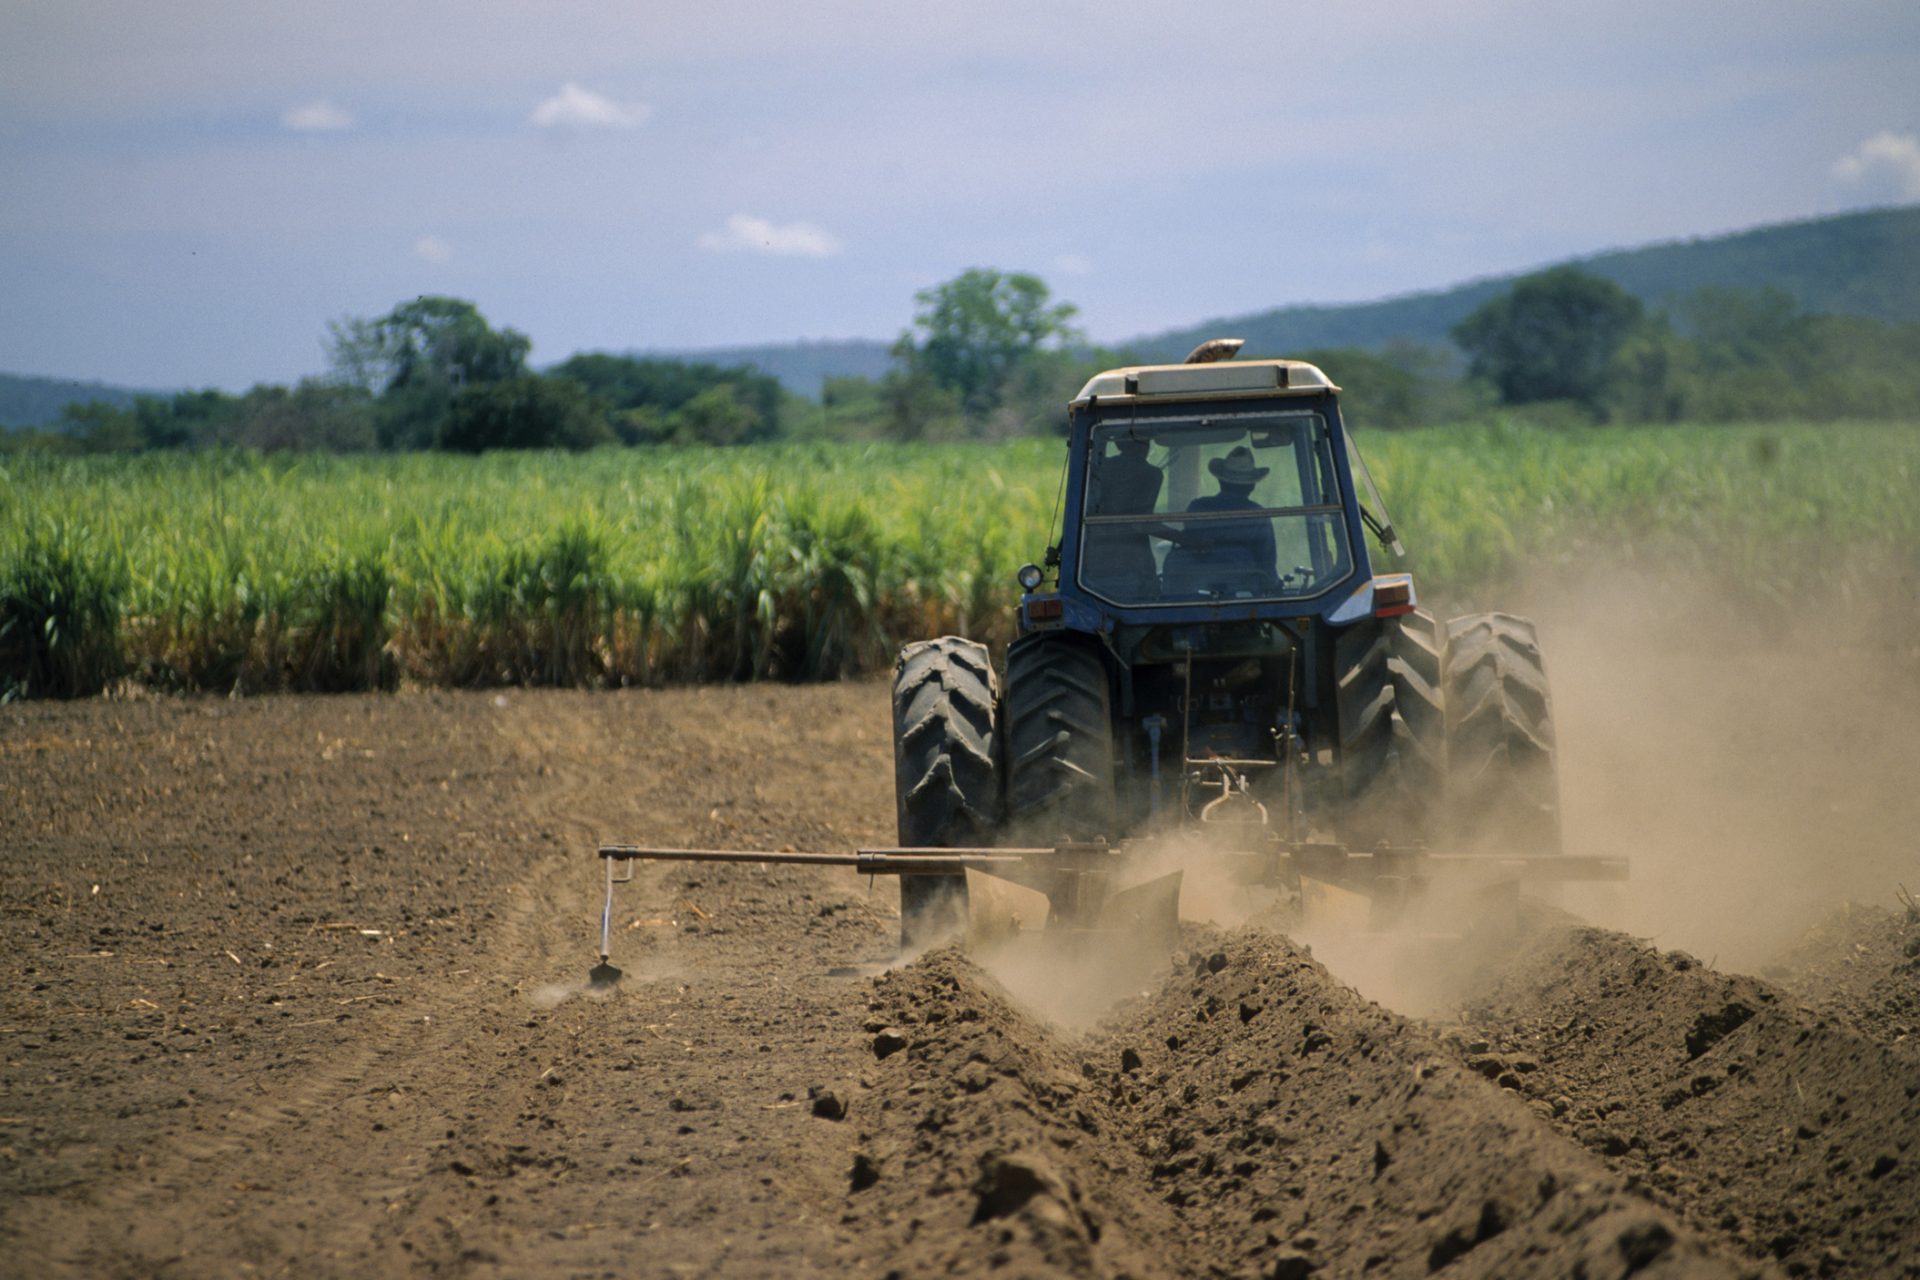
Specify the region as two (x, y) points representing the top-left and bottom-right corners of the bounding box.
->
(596, 844), (1033, 876)
(1282, 848), (1629, 882)
(600, 842), (1625, 881)
(855, 846), (1055, 859)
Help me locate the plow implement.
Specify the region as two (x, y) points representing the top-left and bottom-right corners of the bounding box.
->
(586, 836), (1627, 986)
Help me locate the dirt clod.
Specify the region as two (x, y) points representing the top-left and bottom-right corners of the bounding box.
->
(1267, 1248), (1315, 1279)
(971, 1152), (1070, 1224)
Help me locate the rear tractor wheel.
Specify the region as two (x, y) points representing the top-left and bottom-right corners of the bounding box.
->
(1440, 612), (1562, 855)
(891, 637), (1003, 947)
(1334, 610), (1446, 845)
(1002, 632), (1117, 842)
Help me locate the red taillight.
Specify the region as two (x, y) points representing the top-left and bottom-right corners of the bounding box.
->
(1372, 575), (1415, 618)
(1026, 595), (1064, 621)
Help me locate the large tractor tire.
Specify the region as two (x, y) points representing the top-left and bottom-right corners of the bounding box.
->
(1440, 613), (1562, 855)
(1003, 632), (1117, 842)
(1334, 611), (1446, 844)
(891, 637), (1002, 947)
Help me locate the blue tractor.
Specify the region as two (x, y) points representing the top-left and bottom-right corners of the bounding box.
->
(588, 343), (1603, 975)
(889, 342), (1565, 941)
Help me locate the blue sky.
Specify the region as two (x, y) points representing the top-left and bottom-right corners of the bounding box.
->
(3, 0), (1917, 390)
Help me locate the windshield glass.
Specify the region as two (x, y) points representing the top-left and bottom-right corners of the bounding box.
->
(1078, 411), (1352, 605)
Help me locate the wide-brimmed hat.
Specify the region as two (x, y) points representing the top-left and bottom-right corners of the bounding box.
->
(1208, 445), (1269, 485)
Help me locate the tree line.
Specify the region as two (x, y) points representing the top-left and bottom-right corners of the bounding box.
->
(1449, 266), (1920, 424)
(12, 266), (1920, 456)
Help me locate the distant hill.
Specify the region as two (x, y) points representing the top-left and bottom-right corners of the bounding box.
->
(1130, 204), (1920, 362)
(0, 371), (155, 430)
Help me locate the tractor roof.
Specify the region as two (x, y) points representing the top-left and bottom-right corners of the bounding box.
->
(1072, 358), (1337, 407)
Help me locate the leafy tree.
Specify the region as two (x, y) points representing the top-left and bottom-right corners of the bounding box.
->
(880, 364), (963, 440)
(672, 384), (764, 446)
(610, 404), (676, 446)
(438, 375), (610, 452)
(1292, 347), (1419, 429)
(232, 380), (379, 452)
(1675, 286), (1802, 369)
(59, 401), (143, 453)
(1452, 267), (1643, 410)
(328, 297), (532, 448)
(327, 297), (530, 394)
(323, 317), (396, 395)
(1287, 343), (1487, 430)
(101, 390), (246, 450)
(550, 353), (783, 440)
(1603, 322), (1690, 424)
(895, 269), (1082, 417)
(1610, 288), (1920, 423)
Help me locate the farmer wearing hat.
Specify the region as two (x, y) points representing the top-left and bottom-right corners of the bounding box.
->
(1172, 444), (1278, 592)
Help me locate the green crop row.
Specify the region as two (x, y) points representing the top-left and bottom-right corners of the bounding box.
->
(4, 420), (1916, 699)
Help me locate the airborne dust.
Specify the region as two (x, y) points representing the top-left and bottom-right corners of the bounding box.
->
(974, 563), (1920, 1024)
(1300, 563), (1920, 1015)
(1535, 565), (1920, 970)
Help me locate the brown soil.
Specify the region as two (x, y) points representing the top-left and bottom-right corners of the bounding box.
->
(1452, 926), (1920, 1278)
(1762, 903), (1920, 1057)
(0, 683), (1911, 1277)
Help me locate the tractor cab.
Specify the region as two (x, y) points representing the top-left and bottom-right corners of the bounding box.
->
(1021, 353), (1410, 640)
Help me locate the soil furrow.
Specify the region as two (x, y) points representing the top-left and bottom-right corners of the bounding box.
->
(846, 934), (1761, 1278)
(1453, 925), (1920, 1278)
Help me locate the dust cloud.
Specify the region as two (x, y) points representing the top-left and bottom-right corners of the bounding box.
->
(1292, 886), (1539, 1019)
(959, 565), (1920, 1024)
(1306, 564), (1920, 1014)
(965, 834), (1260, 1027)
(1529, 564), (1920, 971)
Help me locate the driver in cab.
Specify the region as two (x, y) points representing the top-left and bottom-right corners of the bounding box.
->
(1182, 445), (1278, 591)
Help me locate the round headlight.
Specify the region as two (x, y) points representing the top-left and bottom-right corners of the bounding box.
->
(1016, 563), (1044, 592)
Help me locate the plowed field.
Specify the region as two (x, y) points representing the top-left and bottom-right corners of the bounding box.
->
(4, 648), (1918, 1276)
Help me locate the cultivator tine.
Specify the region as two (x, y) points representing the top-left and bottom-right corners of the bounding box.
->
(588, 851), (635, 990)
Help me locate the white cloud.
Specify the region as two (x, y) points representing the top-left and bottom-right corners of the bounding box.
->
(697, 213), (843, 258)
(282, 99), (352, 132)
(1832, 131), (1920, 200)
(413, 235), (452, 264)
(529, 82), (649, 130)
(1053, 253), (1094, 277)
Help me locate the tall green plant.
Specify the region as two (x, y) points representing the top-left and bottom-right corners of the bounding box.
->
(0, 525), (127, 698)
